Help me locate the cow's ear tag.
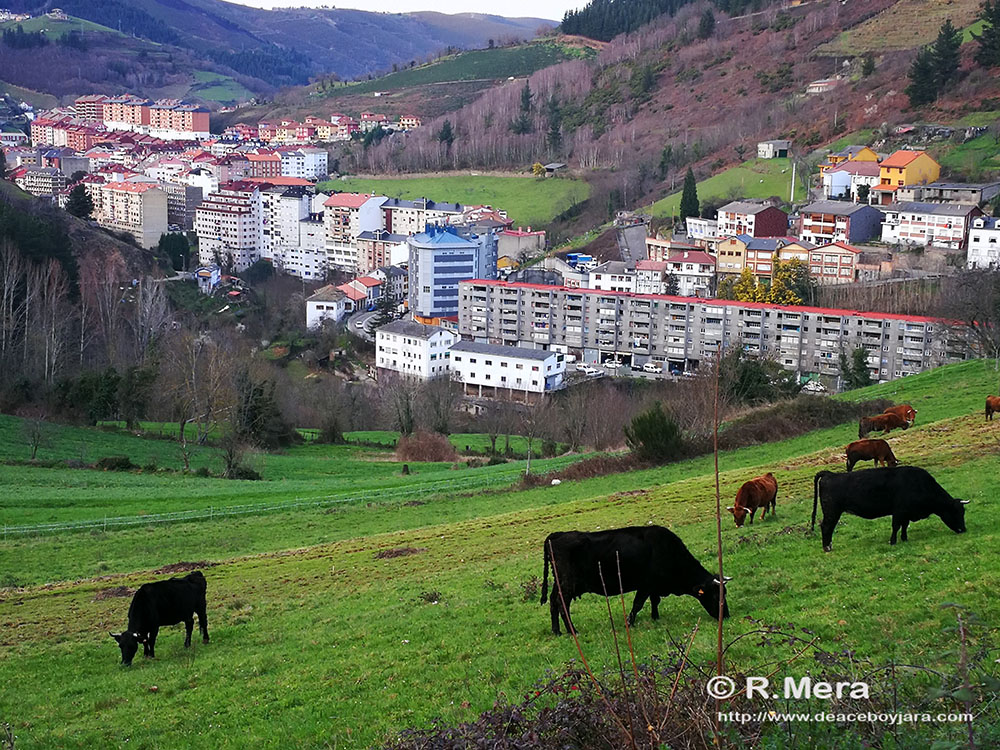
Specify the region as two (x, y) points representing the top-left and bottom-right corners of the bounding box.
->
(697, 588), (704, 596)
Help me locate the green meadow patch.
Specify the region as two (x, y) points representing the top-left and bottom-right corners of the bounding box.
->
(2, 360), (1000, 747)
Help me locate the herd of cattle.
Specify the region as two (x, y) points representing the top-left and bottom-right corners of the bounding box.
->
(109, 397), (996, 659)
(538, 398), (986, 636)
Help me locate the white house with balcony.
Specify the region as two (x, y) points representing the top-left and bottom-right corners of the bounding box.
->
(880, 202), (983, 250)
(449, 340), (565, 401)
(967, 216), (1000, 269)
(375, 319), (458, 379)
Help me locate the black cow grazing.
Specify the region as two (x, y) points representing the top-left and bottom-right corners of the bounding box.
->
(110, 571), (209, 666)
(540, 525), (730, 635)
(812, 467), (968, 552)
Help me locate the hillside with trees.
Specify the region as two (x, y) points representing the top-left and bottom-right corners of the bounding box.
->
(343, 0), (1000, 240)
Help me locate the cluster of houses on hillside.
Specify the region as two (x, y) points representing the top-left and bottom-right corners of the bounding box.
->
(1, 110), (992, 397)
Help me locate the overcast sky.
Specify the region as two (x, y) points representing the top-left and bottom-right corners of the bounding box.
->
(225, 0), (572, 22)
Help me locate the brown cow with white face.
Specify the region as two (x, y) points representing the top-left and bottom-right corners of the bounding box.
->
(728, 472), (778, 527)
(884, 403), (917, 426)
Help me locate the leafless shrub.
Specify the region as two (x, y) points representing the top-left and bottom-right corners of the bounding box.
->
(395, 430), (458, 463)
(374, 547), (427, 560)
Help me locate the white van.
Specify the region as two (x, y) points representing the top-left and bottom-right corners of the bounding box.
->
(642, 362), (661, 374)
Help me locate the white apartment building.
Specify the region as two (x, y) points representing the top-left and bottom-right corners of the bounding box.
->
(664, 250), (716, 297)
(880, 202), (983, 250)
(685, 217), (718, 245)
(305, 285), (347, 329)
(91, 182), (168, 248)
(195, 181), (264, 270)
(279, 147), (328, 180)
(967, 216), (1000, 269)
(381, 197), (465, 236)
(449, 340), (565, 399)
(589, 261), (636, 292)
(323, 192), (387, 272)
(375, 320), (458, 380)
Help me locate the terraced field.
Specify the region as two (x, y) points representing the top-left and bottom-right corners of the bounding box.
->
(2, 360), (1000, 748)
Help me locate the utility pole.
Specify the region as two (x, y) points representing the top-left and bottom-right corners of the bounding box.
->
(790, 159), (797, 203)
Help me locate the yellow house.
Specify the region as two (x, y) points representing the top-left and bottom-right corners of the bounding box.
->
(820, 145), (879, 173)
(497, 255), (519, 271)
(715, 236), (749, 276)
(869, 150), (940, 205)
(776, 240), (815, 264)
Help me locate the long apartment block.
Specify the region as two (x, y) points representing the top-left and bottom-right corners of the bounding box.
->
(458, 280), (970, 382)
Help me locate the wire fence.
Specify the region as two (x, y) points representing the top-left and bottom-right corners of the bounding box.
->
(2, 458), (576, 540)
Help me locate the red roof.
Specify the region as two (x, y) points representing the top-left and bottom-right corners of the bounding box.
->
(463, 279), (947, 324)
(246, 176), (312, 186)
(816, 241), (861, 255)
(356, 276), (382, 288)
(324, 192), (374, 209)
(665, 250), (716, 265)
(636, 260), (668, 271)
(881, 150), (930, 168)
(827, 161), (881, 177)
(337, 283), (366, 301)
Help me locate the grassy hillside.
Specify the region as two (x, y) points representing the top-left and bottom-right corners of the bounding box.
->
(814, 0), (983, 55)
(0, 13), (121, 39)
(189, 70), (253, 104)
(2, 359), (1000, 748)
(323, 42), (585, 99)
(318, 174), (590, 228)
(647, 158), (807, 219)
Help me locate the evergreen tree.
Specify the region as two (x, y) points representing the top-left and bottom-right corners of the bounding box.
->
(857, 184), (871, 203)
(520, 81), (533, 113)
(664, 272), (679, 295)
(839, 347), (873, 390)
(861, 52), (875, 76)
(366, 294), (396, 335)
(698, 9), (716, 39)
(158, 233), (190, 272)
(905, 47), (938, 107)
(658, 144), (672, 180)
(437, 120), (455, 152)
(931, 19), (962, 87)
(65, 184), (93, 219)
(546, 95), (562, 153)
(679, 167), (699, 223)
(973, 0), (1000, 68)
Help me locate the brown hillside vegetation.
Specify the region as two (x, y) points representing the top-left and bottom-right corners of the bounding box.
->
(346, 0), (999, 236)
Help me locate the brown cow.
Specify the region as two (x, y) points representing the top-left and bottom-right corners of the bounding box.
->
(727, 472), (778, 527)
(883, 403), (917, 426)
(845, 439), (899, 472)
(858, 413), (909, 439)
(987, 396), (1000, 422)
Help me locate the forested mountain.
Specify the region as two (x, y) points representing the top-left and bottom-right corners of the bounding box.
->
(561, 0), (779, 42)
(0, 0), (553, 89)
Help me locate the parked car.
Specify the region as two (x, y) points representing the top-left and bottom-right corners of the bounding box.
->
(642, 362), (662, 374)
(354, 318), (366, 329)
(580, 365), (601, 376)
(604, 360), (623, 369)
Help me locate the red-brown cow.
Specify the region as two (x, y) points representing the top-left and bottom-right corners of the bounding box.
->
(727, 472), (778, 527)
(986, 396), (1000, 422)
(883, 403), (917, 426)
(858, 413), (909, 439)
(845, 439), (899, 472)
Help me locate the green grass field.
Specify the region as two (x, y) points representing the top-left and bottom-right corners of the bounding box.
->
(318, 175), (590, 228)
(647, 158), (806, 219)
(2, 359), (1000, 748)
(814, 0), (982, 55)
(322, 42), (584, 99)
(934, 133), (1000, 173)
(0, 13), (121, 40)
(189, 70), (254, 104)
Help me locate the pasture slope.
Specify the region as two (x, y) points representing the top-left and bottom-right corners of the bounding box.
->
(2, 360), (1000, 748)
(317, 174), (590, 229)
